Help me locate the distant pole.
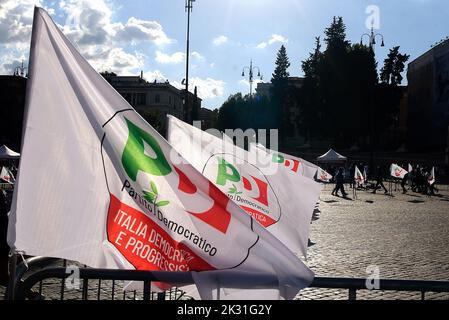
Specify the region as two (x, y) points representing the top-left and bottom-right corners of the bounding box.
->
(242, 60), (261, 98)
(361, 26), (385, 168)
(185, 0), (195, 124)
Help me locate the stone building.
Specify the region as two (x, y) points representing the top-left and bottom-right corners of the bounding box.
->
(102, 72), (201, 132)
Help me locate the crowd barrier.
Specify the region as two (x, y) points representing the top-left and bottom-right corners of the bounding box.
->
(4, 256), (449, 301)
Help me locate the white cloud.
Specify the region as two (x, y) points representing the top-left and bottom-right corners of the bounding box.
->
(155, 50), (185, 64)
(256, 34), (288, 49)
(113, 17), (174, 46)
(87, 48), (144, 74)
(191, 51), (205, 61)
(143, 70), (166, 82)
(173, 77), (225, 99)
(0, 0), (175, 74)
(0, 0), (42, 45)
(212, 35), (228, 46)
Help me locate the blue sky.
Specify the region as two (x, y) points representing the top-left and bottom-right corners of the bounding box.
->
(1, 0), (448, 109)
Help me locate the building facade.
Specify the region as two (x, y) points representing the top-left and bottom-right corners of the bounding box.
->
(103, 72), (201, 132)
(407, 39), (449, 152)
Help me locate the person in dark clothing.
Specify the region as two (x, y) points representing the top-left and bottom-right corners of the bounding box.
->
(332, 167), (348, 197)
(401, 172), (409, 194)
(372, 166), (388, 194)
(349, 164), (355, 189)
(0, 189), (9, 286)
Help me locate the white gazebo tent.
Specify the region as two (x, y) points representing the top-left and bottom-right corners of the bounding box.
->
(316, 148), (347, 163)
(0, 145), (21, 160)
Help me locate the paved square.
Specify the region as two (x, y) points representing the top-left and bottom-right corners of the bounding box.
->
(297, 183), (449, 300)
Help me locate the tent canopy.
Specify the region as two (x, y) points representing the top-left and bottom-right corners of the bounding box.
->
(0, 145), (21, 159)
(317, 149), (347, 163)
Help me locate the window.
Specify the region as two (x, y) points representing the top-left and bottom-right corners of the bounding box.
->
(136, 93), (146, 105)
(155, 94), (161, 104)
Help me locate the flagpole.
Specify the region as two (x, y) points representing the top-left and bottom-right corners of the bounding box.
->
(6, 250), (18, 300)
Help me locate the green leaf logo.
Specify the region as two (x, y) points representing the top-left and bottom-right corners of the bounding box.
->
(143, 180), (169, 207)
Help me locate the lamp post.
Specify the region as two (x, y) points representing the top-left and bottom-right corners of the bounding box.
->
(184, 0), (195, 124)
(14, 60), (28, 78)
(360, 26), (385, 53)
(241, 60), (261, 98)
(360, 26), (385, 169)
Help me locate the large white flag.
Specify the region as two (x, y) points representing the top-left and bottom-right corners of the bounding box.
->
(8, 7), (313, 300)
(390, 163), (408, 179)
(167, 116), (322, 258)
(354, 166), (365, 184)
(0, 167), (15, 184)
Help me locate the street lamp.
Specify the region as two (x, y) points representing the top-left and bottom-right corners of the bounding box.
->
(360, 26), (385, 53)
(241, 60), (262, 97)
(184, 0), (196, 124)
(360, 26), (385, 169)
(14, 60), (28, 78)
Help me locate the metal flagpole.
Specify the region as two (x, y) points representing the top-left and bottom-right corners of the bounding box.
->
(6, 250), (18, 300)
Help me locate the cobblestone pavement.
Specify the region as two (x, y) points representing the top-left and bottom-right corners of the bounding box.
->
(1, 184), (449, 300)
(297, 183), (449, 300)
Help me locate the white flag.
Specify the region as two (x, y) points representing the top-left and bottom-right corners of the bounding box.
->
(8, 7), (313, 300)
(390, 164), (408, 179)
(167, 116), (322, 258)
(354, 166), (365, 184)
(316, 167), (333, 182)
(428, 167), (436, 185)
(0, 167), (15, 184)
(251, 143), (319, 179)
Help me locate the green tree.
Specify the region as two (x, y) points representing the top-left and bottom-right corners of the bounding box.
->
(270, 45), (292, 144)
(271, 45), (291, 83)
(380, 46), (410, 85)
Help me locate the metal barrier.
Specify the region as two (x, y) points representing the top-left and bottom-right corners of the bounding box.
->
(6, 257), (449, 300)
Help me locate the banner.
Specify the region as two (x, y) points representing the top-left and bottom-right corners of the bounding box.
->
(390, 164), (408, 179)
(428, 167), (436, 185)
(251, 143), (319, 180)
(314, 167), (332, 182)
(354, 166), (365, 184)
(8, 7), (313, 300)
(167, 116), (322, 258)
(0, 167), (15, 184)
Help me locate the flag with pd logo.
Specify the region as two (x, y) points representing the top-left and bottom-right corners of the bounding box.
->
(354, 166), (365, 184)
(0, 167), (15, 184)
(7, 7), (313, 300)
(167, 116), (322, 258)
(390, 164), (408, 179)
(251, 143), (319, 180)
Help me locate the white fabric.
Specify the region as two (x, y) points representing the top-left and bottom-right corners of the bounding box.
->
(8, 7), (313, 300)
(0, 145), (20, 159)
(316, 149), (347, 162)
(354, 166), (365, 184)
(167, 116), (322, 258)
(428, 167), (436, 185)
(250, 143), (319, 180)
(0, 167), (15, 184)
(390, 164), (408, 179)
(316, 167), (333, 182)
